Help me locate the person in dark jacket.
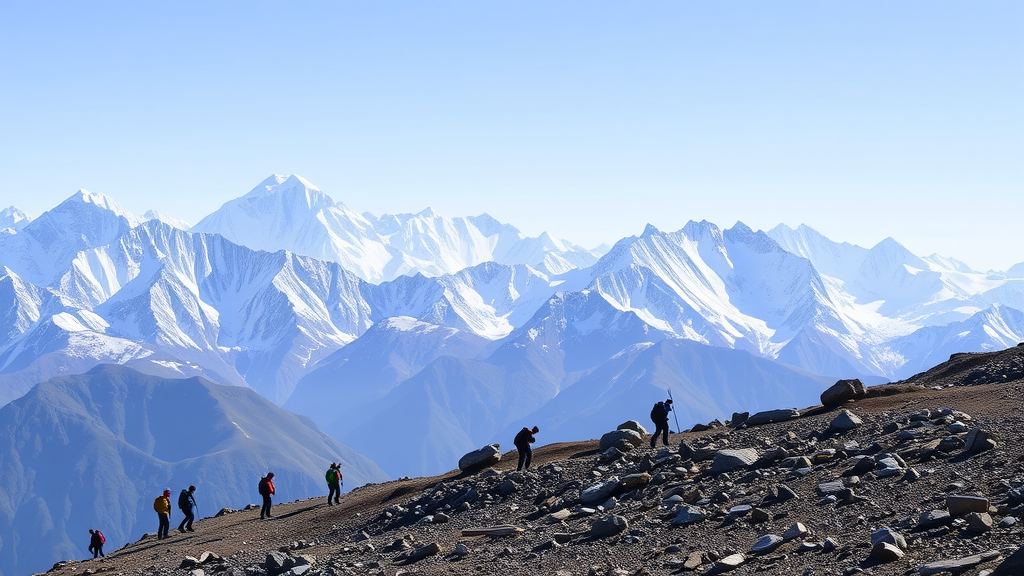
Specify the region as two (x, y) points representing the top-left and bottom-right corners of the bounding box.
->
(650, 399), (673, 447)
(177, 485), (197, 533)
(88, 529), (105, 558)
(325, 463), (342, 506)
(154, 489), (171, 539)
(258, 472), (276, 519)
(514, 426), (539, 471)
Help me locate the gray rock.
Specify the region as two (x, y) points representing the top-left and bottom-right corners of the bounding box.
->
(590, 514), (628, 538)
(947, 495), (990, 516)
(918, 551), (1001, 575)
(817, 480), (846, 495)
(820, 379), (865, 406)
(871, 542), (905, 562)
(180, 557), (200, 569)
(746, 409), (800, 426)
(498, 479), (517, 496)
(265, 552), (290, 571)
(458, 444), (501, 471)
(918, 510), (952, 529)
(408, 542), (441, 561)
(773, 484), (799, 502)
(829, 410), (863, 431)
(966, 512), (993, 532)
(618, 473), (651, 491)
(709, 553), (745, 573)
(617, 420), (648, 435)
(821, 537), (838, 552)
(870, 527), (906, 551)
(750, 534), (784, 554)
(190, 570), (205, 576)
(671, 505), (707, 525)
(964, 429), (997, 453)
(875, 457), (904, 478)
(580, 477), (621, 504)
(783, 522), (807, 541)
(199, 551), (222, 564)
(998, 516), (1017, 527)
(937, 435), (966, 452)
(711, 449), (760, 474)
(599, 429), (643, 452)
(948, 421), (969, 434)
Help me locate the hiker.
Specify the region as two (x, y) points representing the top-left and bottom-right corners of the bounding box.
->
(326, 463), (343, 506)
(87, 528), (105, 558)
(177, 485), (197, 533)
(514, 426), (539, 471)
(258, 472), (276, 519)
(650, 398), (674, 447)
(154, 489), (171, 539)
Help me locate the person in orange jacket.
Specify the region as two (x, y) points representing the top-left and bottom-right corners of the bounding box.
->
(153, 489), (171, 539)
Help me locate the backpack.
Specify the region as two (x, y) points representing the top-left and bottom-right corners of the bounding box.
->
(258, 477), (270, 496)
(178, 490), (190, 510)
(96, 530), (105, 544)
(651, 402), (668, 422)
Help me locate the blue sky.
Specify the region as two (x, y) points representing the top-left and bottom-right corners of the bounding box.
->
(1, 1), (1021, 269)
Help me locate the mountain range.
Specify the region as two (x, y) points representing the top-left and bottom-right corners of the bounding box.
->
(2, 175), (1024, 480)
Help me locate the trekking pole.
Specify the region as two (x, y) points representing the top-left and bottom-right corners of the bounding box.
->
(667, 388), (682, 435)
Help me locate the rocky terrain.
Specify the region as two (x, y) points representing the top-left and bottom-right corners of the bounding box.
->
(42, 345), (1024, 576)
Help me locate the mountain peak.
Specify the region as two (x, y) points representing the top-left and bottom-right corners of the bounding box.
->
(244, 174), (325, 199)
(58, 190), (141, 224)
(0, 206), (31, 231)
(641, 223), (661, 238)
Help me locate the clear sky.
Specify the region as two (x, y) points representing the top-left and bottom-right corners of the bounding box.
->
(1, 1), (1021, 270)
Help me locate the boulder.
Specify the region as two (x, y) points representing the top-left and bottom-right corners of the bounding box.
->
(964, 429), (997, 453)
(730, 412), (749, 427)
(590, 514), (628, 538)
(820, 379), (865, 407)
(617, 473), (651, 491)
(917, 510), (952, 529)
(599, 429), (643, 452)
(671, 505), (707, 525)
(617, 420), (648, 435)
(710, 449), (760, 474)
(746, 409), (800, 426)
(828, 410), (862, 431)
(872, 542), (905, 562)
(870, 527), (907, 551)
(750, 534), (784, 554)
(408, 542), (441, 561)
(458, 445), (501, 471)
(710, 553), (745, 573)
(947, 495), (990, 517)
(580, 478), (620, 504)
(966, 512), (993, 532)
(783, 522), (807, 541)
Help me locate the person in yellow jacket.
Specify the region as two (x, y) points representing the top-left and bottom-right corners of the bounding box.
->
(153, 489), (171, 539)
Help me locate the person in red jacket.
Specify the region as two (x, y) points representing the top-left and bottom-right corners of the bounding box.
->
(258, 473), (276, 519)
(87, 529), (105, 558)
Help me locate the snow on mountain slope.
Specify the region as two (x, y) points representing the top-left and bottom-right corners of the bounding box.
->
(767, 224), (1007, 325)
(53, 219), (374, 403)
(362, 261), (558, 339)
(0, 365), (388, 576)
(194, 174), (600, 282)
(144, 209), (190, 230)
(0, 207), (31, 232)
(500, 339), (831, 446)
(1008, 262), (1024, 278)
(882, 305), (1024, 379)
(192, 175), (393, 282)
(0, 191), (143, 286)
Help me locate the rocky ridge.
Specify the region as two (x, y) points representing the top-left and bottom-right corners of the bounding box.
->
(42, 346), (1024, 576)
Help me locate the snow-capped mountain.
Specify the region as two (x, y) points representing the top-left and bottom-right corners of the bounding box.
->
(0, 191), (143, 286)
(0, 207), (31, 233)
(0, 365), (388, 576)
(192, 175), (602, 282)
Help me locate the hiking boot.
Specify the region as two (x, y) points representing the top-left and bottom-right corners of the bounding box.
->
(186, 528), (194, 532)
(178, 528), (186, 533)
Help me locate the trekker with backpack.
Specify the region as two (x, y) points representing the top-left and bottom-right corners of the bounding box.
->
(650, 398), (674, 448)
(88, 529), (105, 558)
(177, 485), (197, 533)
(258, 472), (276, 519)
(514, 426), (539, 471)
(153, 489), (171, 539)
(325, 463), (343, 505)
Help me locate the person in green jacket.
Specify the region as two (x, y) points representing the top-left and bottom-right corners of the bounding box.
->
(325, 463), (343, 505)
